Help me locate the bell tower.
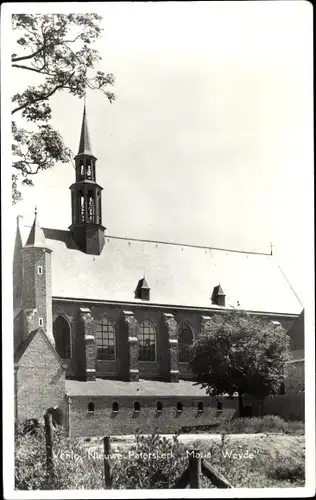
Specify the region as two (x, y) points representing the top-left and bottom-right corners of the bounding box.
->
(69, 105), (106, 255)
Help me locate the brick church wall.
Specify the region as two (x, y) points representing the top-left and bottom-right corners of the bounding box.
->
(15, 331), (66, 423)
(53, 299), (298, 382)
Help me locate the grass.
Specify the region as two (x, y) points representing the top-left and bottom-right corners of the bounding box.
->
(192, 433), (305, 488)
(15, 417), (305, 490)
(216, 415), (304, 435)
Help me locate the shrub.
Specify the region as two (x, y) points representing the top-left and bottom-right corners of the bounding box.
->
(112, 431), (188, 489)
(15, 420), (103, 490)
(266, 460), (305, 483)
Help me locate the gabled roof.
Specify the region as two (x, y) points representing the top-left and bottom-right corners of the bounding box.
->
(76, 105), (94, 157)
(17, 225), (302, 315)
(14, 327), (65, 367)
(14, 329), (38, 364)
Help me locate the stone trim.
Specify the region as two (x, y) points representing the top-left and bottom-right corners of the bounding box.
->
(79, 307), (96, 381)
(163, 313), (179, 383)
(123, 311), (139, 381)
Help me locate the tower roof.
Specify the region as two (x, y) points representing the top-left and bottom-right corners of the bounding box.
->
(217, 283), (225, 295)
(140, 276), (150, 289)
(25, 209), (48, 248)
(77, 105), (94, 156)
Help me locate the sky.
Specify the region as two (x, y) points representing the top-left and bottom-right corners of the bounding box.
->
(4, 1), (314, 308)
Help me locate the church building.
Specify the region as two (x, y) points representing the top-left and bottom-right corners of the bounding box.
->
(13, 106), (304, 437)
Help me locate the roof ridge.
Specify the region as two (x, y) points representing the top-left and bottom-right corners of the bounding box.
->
(105, 235), (271, 256)
(23, 225), (271, 255)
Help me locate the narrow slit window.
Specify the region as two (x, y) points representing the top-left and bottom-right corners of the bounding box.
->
(37, 266), (43, 275)
(88, 402), (94, 413)
(38, 318), (44, 327)
(177, 402), (183, 413)
(112, 401), (119, 413)
(80, 193), (85, 221)
(157, 401), (163, 413)
(134, 401), (140, 413)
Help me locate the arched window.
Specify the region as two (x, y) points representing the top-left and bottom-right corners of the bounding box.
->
(79, 161), (85, 179)
(88, 402), (94, 413)
(112, 401), (119, 413)
(87, 190), (94, 222)
(176, 402), (183, 413)
(79, 191), (85, 221)
(198, 401), (204, 412)
(96, 318), (116, 360)
(86, 160), (92, 179)
(134, 401), (140, 412)
(178, 323), (193, 362)
(53, 316), (71, 359)
(157, 401), (163, 413)
(139, 320), (156, 361)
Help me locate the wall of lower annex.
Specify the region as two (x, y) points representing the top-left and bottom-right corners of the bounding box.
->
(68, 395), (238, 438)
(52, 299), (297, 382)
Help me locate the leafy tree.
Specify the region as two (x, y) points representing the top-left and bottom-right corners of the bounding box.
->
(189, 311), (291, 417)
(11, 13), (115, 203)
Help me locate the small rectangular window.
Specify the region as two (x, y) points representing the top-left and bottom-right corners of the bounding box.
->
(39, 318), (44, 327)
(38, 266), (43, 275)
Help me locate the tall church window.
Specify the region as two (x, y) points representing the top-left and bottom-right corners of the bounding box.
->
(139, 320), (156, 361)
(96, 317), (116, 360)
(53, 316), (71, 359)
(178, 323), (193, 362)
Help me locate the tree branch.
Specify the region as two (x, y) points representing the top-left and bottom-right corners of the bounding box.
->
(12, 63), (46, 74)
(12, 47), (44, 63)
(11, 71), (75, 115)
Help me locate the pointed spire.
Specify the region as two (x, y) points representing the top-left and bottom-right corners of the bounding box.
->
(14, 215), (23, 251)
(25, 208), (47, 248)
(14, 217), (23, 252)
(77, 102), (93, 156)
